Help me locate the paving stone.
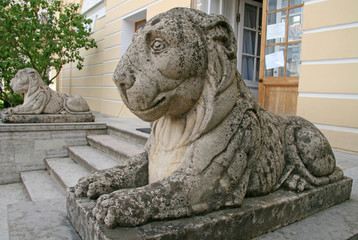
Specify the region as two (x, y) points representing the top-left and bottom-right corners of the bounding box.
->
(7, 198), (80, 240)
(0, 183), (29, 240)
(20, 170), (65, 201)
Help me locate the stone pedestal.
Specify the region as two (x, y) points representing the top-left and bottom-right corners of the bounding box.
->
(1, 113), (95, 123)
(66, 177), (352, 240)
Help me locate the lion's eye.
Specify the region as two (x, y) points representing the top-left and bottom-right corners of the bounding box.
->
(151, 38), (167, 53)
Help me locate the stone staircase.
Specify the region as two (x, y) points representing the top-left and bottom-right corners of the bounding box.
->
(20, 121), (149, 201)
(2, 117), (151, 240)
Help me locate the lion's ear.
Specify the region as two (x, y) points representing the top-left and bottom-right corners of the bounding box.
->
(204, 15), (237, 60)
(203, 15), (237, 92)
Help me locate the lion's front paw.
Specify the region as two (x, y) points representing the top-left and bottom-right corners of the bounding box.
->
(92, 190), (150, 228)
(2, 107), (15, 116)
(75, 172), (115, 199)
(284, 174), (313, 192)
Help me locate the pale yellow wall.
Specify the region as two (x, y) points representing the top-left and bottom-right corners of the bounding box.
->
(297, 0), (358, 153)
(58, 0), (191, 119)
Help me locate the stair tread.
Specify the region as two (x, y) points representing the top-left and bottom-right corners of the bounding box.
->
(87, 134), (144, 158)
(69, 146), (121, 171)
(46, 158), (89, 189)
(20, 170), (65, 201)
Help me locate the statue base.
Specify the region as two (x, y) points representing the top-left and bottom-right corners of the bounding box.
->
(1, 113), (95, 123)
(66, 177), (352, 240)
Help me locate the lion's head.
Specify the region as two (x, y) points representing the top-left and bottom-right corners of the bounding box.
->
(113, 8), (240, 123)
(10, 68), (45, 94)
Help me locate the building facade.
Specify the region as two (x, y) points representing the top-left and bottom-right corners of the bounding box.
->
(58, 0), (358, 153)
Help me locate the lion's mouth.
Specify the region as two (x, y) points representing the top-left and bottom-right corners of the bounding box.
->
(130, 95), (167, 115)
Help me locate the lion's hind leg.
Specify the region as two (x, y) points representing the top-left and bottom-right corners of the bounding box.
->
(278, 118), (343, 192)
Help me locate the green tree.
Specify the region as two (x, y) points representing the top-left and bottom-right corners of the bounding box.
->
(0, 0), (97, 108)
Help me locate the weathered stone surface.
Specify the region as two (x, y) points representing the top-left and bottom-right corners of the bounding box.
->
(72, 7), (349, 230)
(1, 113), (95, 123)
(67, 177), (352, 240)
(0, 122), (107, 184)
(1, 68), (94, 123)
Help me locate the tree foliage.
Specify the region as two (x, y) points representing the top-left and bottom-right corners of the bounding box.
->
(0, 0), (97, 108)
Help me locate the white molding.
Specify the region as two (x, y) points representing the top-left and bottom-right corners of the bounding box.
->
(83, 96), (123, 103)
(104, 58), (120, 63)
(301, 58), (358, 65)
(302, 22), (358, 34)
(304, 0), (327, 5)
(104, 44), (121, 50)
(314, 123), (358, 134)
(61, 74), (103, 80)
(299, 92), (358, 100)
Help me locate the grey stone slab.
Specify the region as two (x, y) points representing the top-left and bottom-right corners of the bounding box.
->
(20, 170), (65, 201)
(66, 177), (352, 240)
(7, 198), (80, 240)
(46, 158), (89, 191)
(0, 183), (30, 240)
(87, 134), (144, 161)
(69, 146), (121, 172)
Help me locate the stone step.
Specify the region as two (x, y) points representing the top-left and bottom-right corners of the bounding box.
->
(68, 145), (124, 172)
(20, 170), (65, 201)
(46, 158), (90, 192)
(106, 122), (149, 146)
(7, 198), (80, 240)
(87, 134), (144, 162)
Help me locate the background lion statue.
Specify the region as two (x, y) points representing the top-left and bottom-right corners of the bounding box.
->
(74, 8), (344, 228)
(2, 68), (91, 116)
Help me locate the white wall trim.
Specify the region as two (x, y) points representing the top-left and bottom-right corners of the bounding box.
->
(106, 0), (130, 14)
(104, 44), (121, 50)
(301, 58), (358, 65)
(304, 0), (327, 5)
(83, 96), (124, 103)
(106, 30), (121, 38)
(299, 92), (358, 100)
(302, 22), (358, 34)
(314, 123), (358, 134)
(104, 58), (121, 63)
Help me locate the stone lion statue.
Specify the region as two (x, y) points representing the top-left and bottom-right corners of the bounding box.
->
(74, 8), (343, 228)
(2, 68), (91, 116)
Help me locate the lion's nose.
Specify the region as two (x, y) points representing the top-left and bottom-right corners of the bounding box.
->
(113, 59), (136, 90)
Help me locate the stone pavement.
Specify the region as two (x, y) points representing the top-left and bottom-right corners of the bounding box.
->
(0, 112), (357, 239)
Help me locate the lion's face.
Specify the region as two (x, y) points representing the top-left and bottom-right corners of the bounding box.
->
(10, 70), (32, 94)
(113, 10), (208, 122)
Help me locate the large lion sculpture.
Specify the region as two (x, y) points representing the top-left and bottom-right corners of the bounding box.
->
(74, 8), (343, 228)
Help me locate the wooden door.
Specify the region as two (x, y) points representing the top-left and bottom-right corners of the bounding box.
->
(258, 0), (303, 115)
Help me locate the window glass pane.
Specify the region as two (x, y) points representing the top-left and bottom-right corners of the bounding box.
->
(266, 11), (286, 44)
(243, 30), (256, 55)
(256, 58), (260, 81)
(286, 43), (301, 77)
(289, 0), (303, 7)
(244, 4), (257, 28)
(257, 33), (261, 57)
(267, 0), (288, 12)
(264, 45), (285, 77)
(288, 7), (302, 41)
(242, 55), (255, 80)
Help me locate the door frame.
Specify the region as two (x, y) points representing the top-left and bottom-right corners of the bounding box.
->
(258, 0), (303, 114)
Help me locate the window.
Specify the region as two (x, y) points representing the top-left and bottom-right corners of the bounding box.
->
(121, 10), (147, 57)
(135, 19), (146, 32)
(263, 0), (303, 77)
